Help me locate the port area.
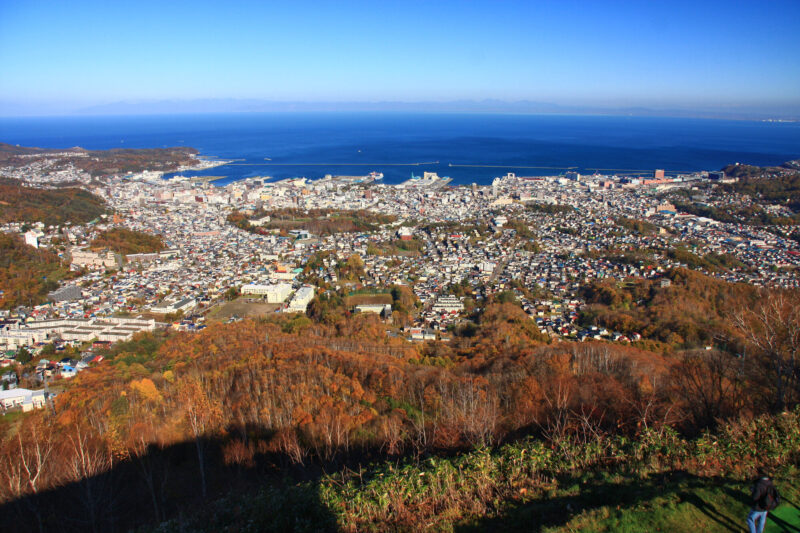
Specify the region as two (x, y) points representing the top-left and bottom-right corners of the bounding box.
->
(398, 171), (452, 189)
(188, 175), (227, 183)
(317, 171), (384, 186)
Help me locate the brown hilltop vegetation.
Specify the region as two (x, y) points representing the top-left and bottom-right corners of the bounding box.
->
(81, 146), (199, 176)
(0, 269), (798, 531)
(0, 143), (61, 156)
(579, 267), (757, 348)
(228, 208), (398, 237)
(0, 142), (198, 177)
(0, 233), (76, 309)
(90, 227), (166, 255)
(0, 178), (107, 226)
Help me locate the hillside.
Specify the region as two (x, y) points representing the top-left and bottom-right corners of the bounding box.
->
(579, 267), (760, 349)
(150, 410), (800, 532)
(0, 233), (74, 309)
(83, 146), (200, 176)
(726, 172), (800, 213)
(228, 208), (397, 236)
(0, 178), (107, 225)
(0, 143), (199, 177)
(90, 227), (166, 255)
(0, 269), (797, 531)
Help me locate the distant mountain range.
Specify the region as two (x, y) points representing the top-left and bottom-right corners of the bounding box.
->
(2, 98), (799, 121)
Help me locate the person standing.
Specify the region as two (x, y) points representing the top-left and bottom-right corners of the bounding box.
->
(747, 470), (780, 533)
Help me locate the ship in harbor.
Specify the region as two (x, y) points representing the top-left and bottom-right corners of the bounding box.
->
(398, 171), (452, 189)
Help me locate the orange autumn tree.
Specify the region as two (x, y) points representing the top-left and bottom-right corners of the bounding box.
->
(178, 376), (222, 498)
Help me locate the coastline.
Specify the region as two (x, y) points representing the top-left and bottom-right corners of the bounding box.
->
(164, 155), (233, 182)
(189, 175), (226, 183)
(4, 114), (799, 187)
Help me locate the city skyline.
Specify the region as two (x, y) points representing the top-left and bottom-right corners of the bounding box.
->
(1, 0), (799, 117)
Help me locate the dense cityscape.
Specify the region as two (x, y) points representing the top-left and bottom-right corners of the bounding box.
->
(2, 0), (800, 529)
(1, 144), (799, 529)
(2, 151), (799, 365)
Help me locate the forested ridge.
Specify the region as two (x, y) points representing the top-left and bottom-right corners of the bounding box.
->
(0, 143), (199, 177)
(228, 208), (398, 236)
(82, 147), (199, 176)
(726, 172), (800, 212)
(0, 233), (75, 309)
(579, 267), (755, 347)
(90, 227), (166, 255)
(1, 269), (798, 531)
(0, 178), (107, 226)
(670, 168), (800, 226)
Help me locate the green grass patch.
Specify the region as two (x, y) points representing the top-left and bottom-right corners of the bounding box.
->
(148, 409), (800, 533)
(534, 470), (800, 533)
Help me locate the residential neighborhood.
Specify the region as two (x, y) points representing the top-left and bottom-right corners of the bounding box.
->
(1, 158), (799, 410)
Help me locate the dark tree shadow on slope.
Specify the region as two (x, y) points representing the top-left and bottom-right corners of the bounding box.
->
(783, 497), (800, 512)
(768, 515), (800, 533)
(455, 471), (746, 533)
(766, 497), (800, 533)
(679, 492), (740, 532)
(723, 485), (800, 533)
(0, 431), (341, 533)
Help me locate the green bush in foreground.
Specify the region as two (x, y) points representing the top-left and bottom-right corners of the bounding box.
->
(150, 408), (800, 532)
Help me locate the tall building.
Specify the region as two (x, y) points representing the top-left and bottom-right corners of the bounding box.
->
(654, 169), (665, 179)
(286, 286), (315, 313)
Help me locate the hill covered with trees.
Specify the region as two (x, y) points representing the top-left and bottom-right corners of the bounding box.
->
(0, 269), (797, 531)
(725, 171), (800, 213)
(228, 208), (397, 236)
(90, 227), (166, 255)
(0, 233), (75, 309)
(0, 143), (199, 177)
(0, 178), (107, 226)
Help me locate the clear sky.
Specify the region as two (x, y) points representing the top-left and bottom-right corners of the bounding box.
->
(1, 0), (799, 115)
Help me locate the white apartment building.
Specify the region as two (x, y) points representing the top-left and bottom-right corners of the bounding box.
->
(285, 285), (315, 313)
(0, 389), (47, 412)
(431, 296), (464, 314)
(0, 317), (158, 348)
(70, 247), (117, 269)
(24, 229), (44, 248)
(151, 298), (196, 315)
(241, 282), (292, 303)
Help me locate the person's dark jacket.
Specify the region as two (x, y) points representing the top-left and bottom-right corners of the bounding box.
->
(752, 477), (776, 511)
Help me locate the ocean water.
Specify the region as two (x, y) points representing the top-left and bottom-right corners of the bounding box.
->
(1, 113), (798, 185)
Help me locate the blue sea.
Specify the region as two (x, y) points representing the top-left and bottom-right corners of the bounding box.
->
(1, 113), (799, 186)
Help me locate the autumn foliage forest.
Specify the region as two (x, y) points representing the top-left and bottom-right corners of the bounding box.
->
(0, 178), (107, 226)
(0, 233), (75, 310)
(0, 143), (200, 178)
(90, 227), (166, 255)
(1, 269), (799, 531)
(228, 208), (397, 237)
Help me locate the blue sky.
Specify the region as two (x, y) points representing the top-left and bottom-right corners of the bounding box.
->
(1, 0), (799, 115)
